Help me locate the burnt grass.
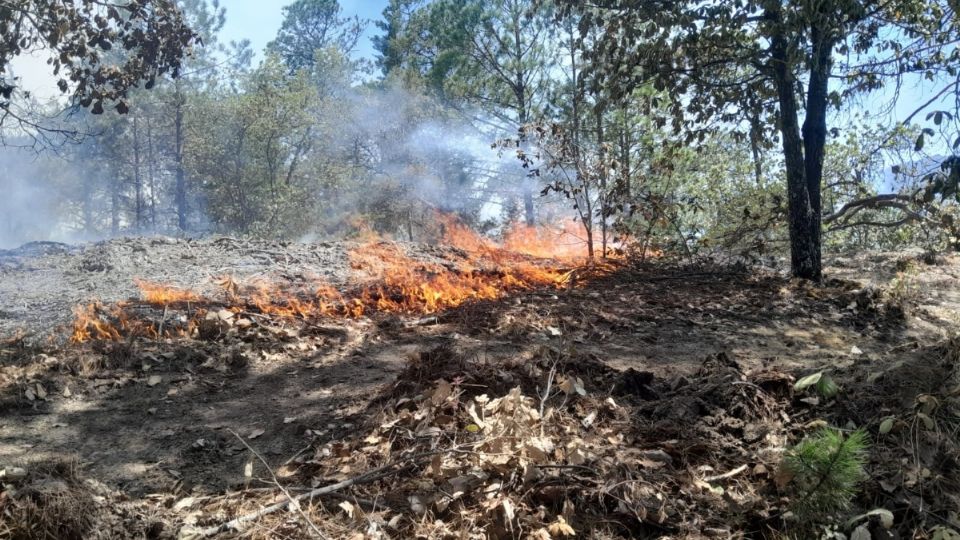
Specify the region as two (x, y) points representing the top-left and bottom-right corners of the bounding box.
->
(0, 239), (959, 538)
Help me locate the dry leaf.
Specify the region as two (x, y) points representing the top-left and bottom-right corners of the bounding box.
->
(547, 516), (575, 537)
(248, 428), (265, 439)
(431, 379), (453, 405)
(339, 500), (356, 519)
(147, 375), (162, 387)
(173, 496), (197, 512)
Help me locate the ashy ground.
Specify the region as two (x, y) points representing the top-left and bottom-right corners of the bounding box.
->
(0, 239), (958, 539)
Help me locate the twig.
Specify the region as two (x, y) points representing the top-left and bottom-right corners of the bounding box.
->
(228, 430), (328, 539)
(703, 464), (748, 483)
(157, 305), (168, 339)
(218, 487), (393, 512)
(538, 355), (559, 437)
(195, 449), (449, 537)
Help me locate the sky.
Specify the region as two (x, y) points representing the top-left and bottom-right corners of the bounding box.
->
(217, 0), (388, 61)
(9, 0), (389, 100)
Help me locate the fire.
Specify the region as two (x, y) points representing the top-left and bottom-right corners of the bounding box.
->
(503, 221), (590, 260)
(347, 241), (570, 314)
(70, 303), (123, 343)
(68, 214), (609, 343)
(135, 279), (200, 305)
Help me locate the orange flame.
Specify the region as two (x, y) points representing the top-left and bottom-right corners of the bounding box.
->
(68, 214), (611, 342)
(135, 279), (200, 305)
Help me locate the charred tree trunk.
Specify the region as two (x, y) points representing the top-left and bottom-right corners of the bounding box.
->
(749, 112), (764, 185)
(800, 17), (834, 282)
(766, 4), (822, 281)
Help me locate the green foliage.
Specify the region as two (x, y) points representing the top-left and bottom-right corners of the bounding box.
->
(783, 428), (869, 520)
(268, 0), (366, 70)
(0, 0), (196, 143)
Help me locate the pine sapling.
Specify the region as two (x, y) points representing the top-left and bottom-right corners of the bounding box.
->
(783, 428), (869, 519)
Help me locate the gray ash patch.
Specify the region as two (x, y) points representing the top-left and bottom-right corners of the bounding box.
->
(0, 236), (430, 342)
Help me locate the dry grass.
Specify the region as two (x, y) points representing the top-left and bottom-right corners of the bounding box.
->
(1, 460), (96, 540)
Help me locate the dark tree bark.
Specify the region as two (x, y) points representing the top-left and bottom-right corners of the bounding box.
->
(799, 15), (835, 281)
(766, 4), (821, 281)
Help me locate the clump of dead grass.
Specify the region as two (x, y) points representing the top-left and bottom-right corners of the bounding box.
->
(0, 460), (96, 540)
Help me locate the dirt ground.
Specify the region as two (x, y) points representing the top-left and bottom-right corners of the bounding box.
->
(0, 239), (958, 539)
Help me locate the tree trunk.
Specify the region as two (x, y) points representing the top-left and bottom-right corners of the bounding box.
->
(110, 175), (120, 236)
(596, 106), (609, 258)
(749, 112), (764, 185)
(174, 89), (188, 232)
(766, 5), (821, 281)
(133, 115), (143, 232)
(146, 117), (158, 230)
(800, 19), (834, 281)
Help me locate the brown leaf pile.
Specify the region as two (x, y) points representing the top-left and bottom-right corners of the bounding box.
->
(263, 347), (796, 539)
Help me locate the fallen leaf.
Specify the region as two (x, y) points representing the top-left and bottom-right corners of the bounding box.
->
(547, 516), (576, 537)
(793, 372), (823, 392)
(173, 496), (197, 512)
(248, 429), (265, 440)
(867, 508), (895, 529)
(147, 375), (162, 387)
(339, 500), (356, 519)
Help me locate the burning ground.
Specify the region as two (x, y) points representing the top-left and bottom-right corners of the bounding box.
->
(0, 237), (959, 539)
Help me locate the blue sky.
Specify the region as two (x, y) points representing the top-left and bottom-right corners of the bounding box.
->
(217, 0), (389, 61)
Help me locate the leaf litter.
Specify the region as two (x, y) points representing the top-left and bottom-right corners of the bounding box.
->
(0, 247), (958, 538)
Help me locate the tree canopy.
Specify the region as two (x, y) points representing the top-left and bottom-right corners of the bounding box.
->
(0, 0), (195, 129)
(553, 0), (960, 279)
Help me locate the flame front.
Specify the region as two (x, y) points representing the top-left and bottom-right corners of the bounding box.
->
(69, 217), (601, 343)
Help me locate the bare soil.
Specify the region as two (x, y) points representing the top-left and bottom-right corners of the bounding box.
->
(0, 240), (958, 538)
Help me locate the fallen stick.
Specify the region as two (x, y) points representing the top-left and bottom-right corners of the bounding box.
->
(193, 450), (444, 538)
(703, 464), (748, 483)
(228, 430), (327, 539)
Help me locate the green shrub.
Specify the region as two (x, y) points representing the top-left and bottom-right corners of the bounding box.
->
(783, 428), (869, 519)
